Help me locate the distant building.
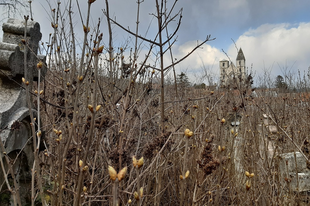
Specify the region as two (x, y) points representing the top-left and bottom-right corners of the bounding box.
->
(220, 48), (247, 87)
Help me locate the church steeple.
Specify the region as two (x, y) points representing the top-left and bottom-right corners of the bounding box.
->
(219, 47), (247, 87)
(236, 48), (245, 61)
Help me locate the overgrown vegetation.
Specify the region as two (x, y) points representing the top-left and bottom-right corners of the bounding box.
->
(1, 0), (310, 206)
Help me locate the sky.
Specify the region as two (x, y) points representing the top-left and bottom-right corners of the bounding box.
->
(1, 0), (310, 86)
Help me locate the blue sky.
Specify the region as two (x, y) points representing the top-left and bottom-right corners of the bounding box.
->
(1, 0), (310, 86)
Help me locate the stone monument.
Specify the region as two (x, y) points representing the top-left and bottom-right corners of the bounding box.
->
(0, 18), (45, 204)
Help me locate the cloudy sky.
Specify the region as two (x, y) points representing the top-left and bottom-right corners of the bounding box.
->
(1, 0), (310, 86)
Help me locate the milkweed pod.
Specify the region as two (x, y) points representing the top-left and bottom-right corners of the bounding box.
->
(185, 170), (190, 179)
(132, 156), (137, 167)
(137, 157), (144, 168)
(117, 167), (127, 181)
(108, 166), (117, 181)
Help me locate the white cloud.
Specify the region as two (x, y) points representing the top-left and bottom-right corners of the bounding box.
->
(163, 40), (226, 84)
(228, 22), (310, 81)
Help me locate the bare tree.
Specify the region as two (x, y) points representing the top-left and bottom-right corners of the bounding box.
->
(0, 0), (28, 21)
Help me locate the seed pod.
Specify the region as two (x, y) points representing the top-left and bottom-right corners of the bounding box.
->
(79, 160), (83, 167)
(246, 180), (251, 190)
(140, 187), (143, 198)
(97, 45), (104, 53)
(117, 167), (127, 181)
(88, 105), (94, 113)
(132, 156), (137, 168)
(37, 130), (42, 137)
(184, 129), (193, 138)
(108, 166), (117, 181)
(96, 105), (101, 111)
(134, 191), (139, 200)
(179, 175), (184, 180)
(82, 165), (88, 171)
(83, 25), (88, 33)
(250, 173), (255, 178)
(137, 157), (144, 168)
(245, 171), (250, 177)
(221, 118), (226, 124)
(185, 170), (190, 178)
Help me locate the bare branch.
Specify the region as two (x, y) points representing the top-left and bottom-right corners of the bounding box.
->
(103, 11), (160, 46)
(164, 36), (215, 71)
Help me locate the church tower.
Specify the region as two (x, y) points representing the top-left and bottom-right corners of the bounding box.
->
(219, 48), (247, 87)
(219, 59), (229, 85)
(236, 48), (246, 81)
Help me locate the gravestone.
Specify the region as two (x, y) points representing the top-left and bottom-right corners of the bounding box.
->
(0, 18), (46, 204)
